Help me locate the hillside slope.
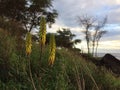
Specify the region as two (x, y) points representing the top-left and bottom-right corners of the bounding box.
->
(0, 30), (119, 90)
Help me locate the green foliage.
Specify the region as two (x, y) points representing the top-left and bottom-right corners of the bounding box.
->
(56, 28), (75, 48)
(0, 29), (15, 56)
(46, 28), (81, 49)
(0, 29), (120, 90)
(0, 29), (16, 82)
(0, 17), (27, 55)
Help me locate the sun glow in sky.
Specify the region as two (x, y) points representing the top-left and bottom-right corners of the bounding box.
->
(50, 0), (120, 53)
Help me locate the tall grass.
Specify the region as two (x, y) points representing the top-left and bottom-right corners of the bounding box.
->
(0, 43), (120, 89)
(0, 29), (120, 90)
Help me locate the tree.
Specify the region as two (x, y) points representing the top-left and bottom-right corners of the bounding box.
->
(0, 0), (26, 20)
(0, 0), (58, 32)
(91, 17), (107, 56)
(95, 30), (107, 56)
(77, 14), (96, 54)
(55, 28), (81, 49)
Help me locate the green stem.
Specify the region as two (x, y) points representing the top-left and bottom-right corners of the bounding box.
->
(39, 44), (43, 63)
(28, 56), (37, 90)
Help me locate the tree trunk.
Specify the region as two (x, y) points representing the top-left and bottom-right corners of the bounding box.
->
(95, 40), (99, 57)
(92, 42), (95, 56)
(86, 28), (90, 54)
(87, 40), (90, 54)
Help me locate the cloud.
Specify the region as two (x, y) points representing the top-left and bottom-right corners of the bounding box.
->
(52, 0), (120, 53)
(53, 0), (120, 26)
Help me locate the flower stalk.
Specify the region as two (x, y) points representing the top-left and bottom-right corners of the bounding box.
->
(48, 34), (56, 66)
(25, 32), (37, 90)
(39, 17), (46, 61)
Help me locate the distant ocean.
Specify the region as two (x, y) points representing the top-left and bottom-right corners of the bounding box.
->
(97, 53), (120, 60)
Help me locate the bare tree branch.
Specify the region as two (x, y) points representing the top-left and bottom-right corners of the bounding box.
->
(77, 14), (96, 54)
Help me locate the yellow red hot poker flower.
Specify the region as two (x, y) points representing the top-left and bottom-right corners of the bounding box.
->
(26, 32), (32, 56)
(48, 34), (56, 66)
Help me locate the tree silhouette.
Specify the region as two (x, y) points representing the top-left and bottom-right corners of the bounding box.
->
(92, 17), (107, 56)
(0, 0), (58, 32)
(78, 14), (96, 54)
(55, 28), (81, 49)
(95, 30), (107, 56)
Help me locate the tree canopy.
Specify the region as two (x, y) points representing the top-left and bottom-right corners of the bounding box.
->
(0, 0), (58, 32)
(46, 28), (81, 49)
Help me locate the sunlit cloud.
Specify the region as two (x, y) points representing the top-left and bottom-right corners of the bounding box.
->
(99, 40), (120, 49)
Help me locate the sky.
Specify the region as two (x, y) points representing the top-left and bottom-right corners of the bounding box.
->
(48, 0), (120, 53)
